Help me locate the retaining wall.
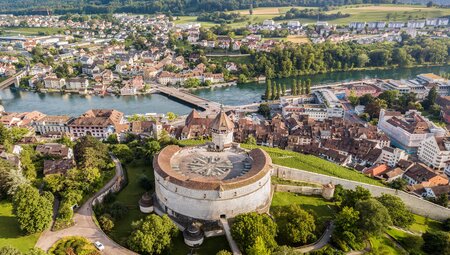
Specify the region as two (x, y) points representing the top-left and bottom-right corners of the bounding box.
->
(275, 184), (322, 196)
(273, 165), (450, 221)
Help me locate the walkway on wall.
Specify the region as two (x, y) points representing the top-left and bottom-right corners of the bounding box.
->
(219, 218), (242, 255)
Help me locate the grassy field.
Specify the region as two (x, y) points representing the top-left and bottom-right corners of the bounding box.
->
(1, 27), (64, 36)
(271, 192), (336, 231)
(408, 214), (443, 234)
(0, 200), (40, 252)
(175, 5), (450, 28)
(369, 235), (407, 255)
(241, 144), (385, 187)
(109, 159), (153, 244)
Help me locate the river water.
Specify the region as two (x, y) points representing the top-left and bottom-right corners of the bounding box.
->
(1, 65), (449, 116)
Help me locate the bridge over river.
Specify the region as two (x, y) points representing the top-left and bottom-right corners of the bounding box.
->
(154, 86), (222, 113)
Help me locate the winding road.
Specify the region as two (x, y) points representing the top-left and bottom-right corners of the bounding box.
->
(296, 222), (335, 253)
(35, 157), (138, 255)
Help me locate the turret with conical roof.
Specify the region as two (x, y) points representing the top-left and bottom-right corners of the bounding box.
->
(210, 108), (234, 151)
(186, 109), (200, 126)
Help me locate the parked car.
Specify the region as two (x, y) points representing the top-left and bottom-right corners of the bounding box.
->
(94, 241), (105, 251)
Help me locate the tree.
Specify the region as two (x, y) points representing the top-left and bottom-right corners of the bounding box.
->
(273, 205), (316, 245)
(423, 86), (438, 110)
(0, 246), (22, 255)
(25, 248), (48, 255)
(184, 78), (201, 88)
(388, 178), (407, 190)
(231, 213), (277, 252)
(110, 144), (133, 163)
(365, 99), (387, 119)
(392, 48), (410, 67)
(108, 201), (128, 220)
(427, 1), (434, 7)
(422, 231), (450, 255)
(332, 206), (362, 252)
(355, 199), (392, 236)
(306, 79), (311, 94)
(277, 83), (282, 99)
(166, 112), (177, 121)
(377, 194), (413, 228)
(348, 90), (359, 106)
(144, 140), (161, 158)
(338, 186), (371, 209)
(238, 74), (248, 84)
(0, 160), (29, 197)
(247, 236), (270, 255)
(105, 134), (118, 144)
(444, 218), (450, 231)
(356, 53), (370, 68)
(258, 103), (271, 119)
(99, 214), (114, 233)
(291, 81), (297, 96)
(74, 135), (111, 170)
(12, 185), (53, 234)
(245, 135), (257, 145)
(128, 214), (178, 255)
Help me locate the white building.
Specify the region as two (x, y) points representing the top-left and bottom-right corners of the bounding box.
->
(66, 78), (89, 90)
(418, 136), (450, 170)
(407, 20), (426, 29)
(43, 77), (65, 89)
(376, 147), (409, 167)
(33, 115), (73, 135)
(378, 109), (446, 154)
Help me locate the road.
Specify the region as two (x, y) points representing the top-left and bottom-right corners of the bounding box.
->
(36, 157), (138, 255)
(296, 222), (334, 253)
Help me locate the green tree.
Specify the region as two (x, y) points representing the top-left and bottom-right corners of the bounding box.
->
(356, 53), (370, 68)
(392, 48), (411, 67)
(184, 78), (201, 88)
(423, 86), (438, 110)
(332, 206), (362, 252)
(338, 186), (371, 209)
(105, 134), (118, 144)
(277, 83), (282, 99)
(306, 79), (311, 94)
(25, 248), (48, 255)
(377, 194), (414, 228)
(238, 74), (248, 84)
(99, 214), (115, 233)
(216, 251), (232, 255)
(247, 236), (270, 255)
(273, 205), (316, 245)
(245, 135), (257, 145)
(144, 140), (161, 158)
(128, 214), (178, 255)
(291, 81), (297, 96)
(166, 112), (177, 121)
(355, 199), (392, 236)
(12, 185), (53, 234)
(110, 144), (133, 164)
(0, 246), (22, 255)
(422, 231), (450, 255)
(231, 212), (278, 252)
(74, 135), (111, 170)
(258, 103), (271, 119)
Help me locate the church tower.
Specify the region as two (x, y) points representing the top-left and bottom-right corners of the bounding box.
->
(210, 109), (234, 151)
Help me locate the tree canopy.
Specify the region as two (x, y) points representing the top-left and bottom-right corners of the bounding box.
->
(272, 205), (316, 245)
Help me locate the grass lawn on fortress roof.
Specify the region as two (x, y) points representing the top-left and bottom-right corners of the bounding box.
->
(0, 200), (40, 252)
(240, 144), (385, 187)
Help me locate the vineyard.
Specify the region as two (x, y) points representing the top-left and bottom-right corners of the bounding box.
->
(241, 144), (384, 187)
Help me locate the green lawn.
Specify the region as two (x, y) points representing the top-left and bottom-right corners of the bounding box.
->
(408, 214), (443, 234)
(1, 27), (64, 36)
(271, 192), (336, 232)
(369, 235), (407, 255)
(0, 200), (40, 252)
(241, 144), (385, 187)
(109, 159), (153, 245)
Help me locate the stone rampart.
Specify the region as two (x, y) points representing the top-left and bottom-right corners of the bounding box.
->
(273, 165), (450, 221)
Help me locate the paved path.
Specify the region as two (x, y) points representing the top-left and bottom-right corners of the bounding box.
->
(219, 218), (242, 255)
(36, 157), (138, 255)
(296, 222), (334, 253)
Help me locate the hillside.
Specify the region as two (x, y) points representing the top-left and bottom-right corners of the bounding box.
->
(0, 0), (408, 15)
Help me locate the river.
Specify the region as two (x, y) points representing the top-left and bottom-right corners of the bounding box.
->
(1, 65), (449, 116)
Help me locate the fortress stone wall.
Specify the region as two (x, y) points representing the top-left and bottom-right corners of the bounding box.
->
(273, 165), (450, 221)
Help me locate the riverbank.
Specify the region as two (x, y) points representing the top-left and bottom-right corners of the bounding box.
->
(2, 64), (450, 115)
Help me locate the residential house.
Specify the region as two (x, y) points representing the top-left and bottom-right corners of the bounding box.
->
(36, 143), (73, 159)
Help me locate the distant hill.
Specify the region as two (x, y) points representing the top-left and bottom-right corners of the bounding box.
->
(0, 0), (407, 15)
(398, 0), (449, 5)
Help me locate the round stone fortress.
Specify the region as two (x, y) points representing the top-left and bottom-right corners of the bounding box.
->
(153, 110), (272, 222)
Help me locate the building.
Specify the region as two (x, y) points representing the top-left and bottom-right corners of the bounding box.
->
(403, 163), (448, 186)
(33, 115), (73, 135)
(43, 77), (65, 89)
(376, 147), (409, 167)
(36, 143), (73, 159)
(153, 111), (272, 224)
(66, 78), (89, 90)
(69, 109), (127, 139)
(378, 109), (446, 154)
(280, 90), (344, 120)
(418, 136), (450, 170)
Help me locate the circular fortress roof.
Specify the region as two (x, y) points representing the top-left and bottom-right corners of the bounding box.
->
(153, 145), (271, 191)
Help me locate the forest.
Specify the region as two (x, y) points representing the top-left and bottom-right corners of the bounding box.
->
(237, 36), (450, 79)
(0, 0), (406, 15)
